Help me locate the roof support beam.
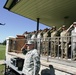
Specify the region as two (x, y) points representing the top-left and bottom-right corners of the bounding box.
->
(37, 18), (40, 31)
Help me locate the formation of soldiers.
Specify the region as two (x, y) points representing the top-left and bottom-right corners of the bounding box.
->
(22, 22), (76, 60)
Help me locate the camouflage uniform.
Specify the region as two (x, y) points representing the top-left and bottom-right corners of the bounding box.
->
(31, 31), (36, 41)
(22, 49), (40, 75)
(51, 26), (61, 57)
(71, 22), (76, 59)
(37, 30), (43, 54)
(60, 28), (70, 58)
(42, 29), (51, 55)
(51, 30), (58, 57)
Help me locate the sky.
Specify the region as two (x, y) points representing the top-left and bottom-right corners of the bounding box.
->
(0, 0), (50, 43)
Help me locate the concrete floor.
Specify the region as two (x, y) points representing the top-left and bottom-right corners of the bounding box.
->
(39, 65), (71, 75)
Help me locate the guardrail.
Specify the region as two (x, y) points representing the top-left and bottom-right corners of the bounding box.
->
(6, 36), (76, 62)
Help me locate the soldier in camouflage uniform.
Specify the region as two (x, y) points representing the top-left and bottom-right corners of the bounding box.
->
(51, 26), (61, 57)
(60, 25), (71, 58)
(71, 22), (76, 60)
(22, 40), (40, 75)
(37, 29), (43, 55)
(42, 28), (51, 55)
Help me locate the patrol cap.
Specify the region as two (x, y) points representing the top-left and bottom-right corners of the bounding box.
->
(52, 26), (56, 29)
(62, 25), (66, 28)
(73, 22), (76, 25)
(26, 40), (34, 45)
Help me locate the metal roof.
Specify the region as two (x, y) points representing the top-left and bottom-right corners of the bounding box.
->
(4, 0), (76, 28)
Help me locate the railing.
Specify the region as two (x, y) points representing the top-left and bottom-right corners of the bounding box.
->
(7, 36), (76, 62)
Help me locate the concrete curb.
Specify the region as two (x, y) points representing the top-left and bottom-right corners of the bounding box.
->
(0, 60), (5, 65)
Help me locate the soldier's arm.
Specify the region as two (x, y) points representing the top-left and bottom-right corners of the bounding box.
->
(50, 28), (54, 33)
(21, 44), (27, 51)
(33, 53), (41, 75)
(66, 24), (73, 33)
(46, 28), (51, 33)
(57, 27), (62, 32)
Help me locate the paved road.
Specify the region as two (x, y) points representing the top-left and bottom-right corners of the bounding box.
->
(0, 60), (4, 65)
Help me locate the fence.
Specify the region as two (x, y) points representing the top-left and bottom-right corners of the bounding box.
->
(7, 36), (76, 62)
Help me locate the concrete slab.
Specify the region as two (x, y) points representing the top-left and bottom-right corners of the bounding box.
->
(0, 60), (5, 65)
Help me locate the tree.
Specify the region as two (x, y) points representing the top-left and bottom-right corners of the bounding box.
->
(2, 40), (6, 45)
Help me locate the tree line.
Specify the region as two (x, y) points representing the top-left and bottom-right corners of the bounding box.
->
(0, 40), (6, 45)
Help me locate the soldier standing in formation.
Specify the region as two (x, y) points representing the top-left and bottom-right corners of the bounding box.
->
(51, 26), (61, 57)
(71, 22), (76, 60)
(42, 28), (51, 55)
(37, 29), (43, 55)
(60, 25), (71, 58)
(31, 31), (36, 41)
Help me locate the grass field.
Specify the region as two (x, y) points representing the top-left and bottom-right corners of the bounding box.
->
(0, 64), (5, 75)
(0, 45), (6, 60)
(0, 45), (6, 75)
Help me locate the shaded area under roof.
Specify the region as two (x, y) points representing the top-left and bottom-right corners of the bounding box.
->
(4, 0), (76, 28)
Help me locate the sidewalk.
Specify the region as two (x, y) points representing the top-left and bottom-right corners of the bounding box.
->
(0, 60), (5, 65)
(40, 59), (76, 75)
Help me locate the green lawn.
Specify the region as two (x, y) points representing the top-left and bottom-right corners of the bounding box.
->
(0, 64), (5, 75)
(0, 45), (6, 75)
(0, 45), (6, 60)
